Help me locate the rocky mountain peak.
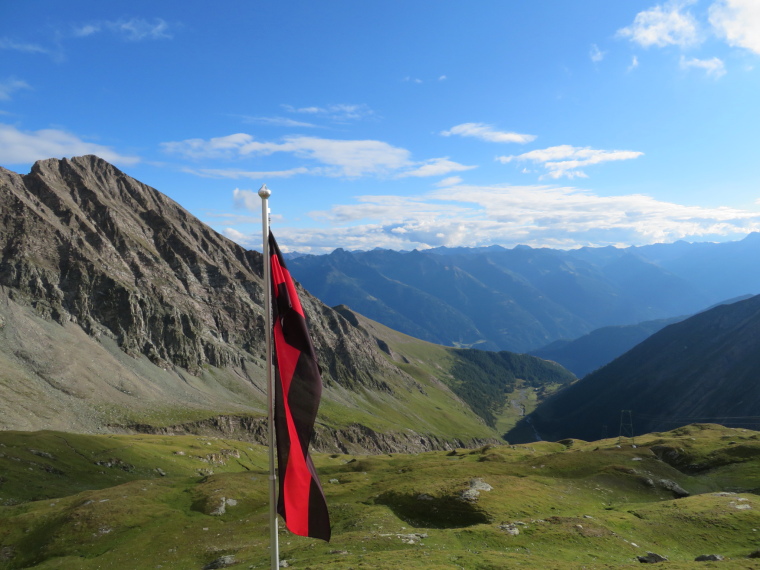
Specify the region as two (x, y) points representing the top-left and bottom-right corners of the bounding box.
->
(0, 155), (397, 386)
(2, 155), (265, 372)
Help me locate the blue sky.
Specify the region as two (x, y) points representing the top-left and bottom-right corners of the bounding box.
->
(2, 0), (760, 253)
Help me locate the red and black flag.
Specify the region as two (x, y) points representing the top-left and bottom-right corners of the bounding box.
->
(268, 231), (331, 541)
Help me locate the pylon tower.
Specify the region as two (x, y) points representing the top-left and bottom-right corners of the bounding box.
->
(618, 410), (634, 445)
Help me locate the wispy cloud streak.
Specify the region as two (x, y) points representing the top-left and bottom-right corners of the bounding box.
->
(0, 123), (139, 165)
(497, 145), (643, 179)
(441, 123), (536, 144)
(163, 133), (473, 179)
(680, 55), (726, 77)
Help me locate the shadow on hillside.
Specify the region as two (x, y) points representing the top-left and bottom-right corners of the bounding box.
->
(374, 491), (491, 528)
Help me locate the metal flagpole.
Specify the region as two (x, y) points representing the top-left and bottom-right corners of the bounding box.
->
(258, 184), (279, 570)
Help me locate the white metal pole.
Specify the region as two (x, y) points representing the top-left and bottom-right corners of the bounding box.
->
(258, 184), (279, 570)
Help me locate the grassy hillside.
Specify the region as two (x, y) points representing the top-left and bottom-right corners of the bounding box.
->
(1, 424), (759, 568)
(335, 306), (575, 434)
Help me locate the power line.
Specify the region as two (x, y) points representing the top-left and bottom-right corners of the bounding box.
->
(636, 414), (760, 421)
(618, 410), (634, 445)
(631, 413), (760, 433)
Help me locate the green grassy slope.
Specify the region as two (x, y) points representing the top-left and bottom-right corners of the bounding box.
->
(1, 424), (758, 569)
(337, 306), (575, 436)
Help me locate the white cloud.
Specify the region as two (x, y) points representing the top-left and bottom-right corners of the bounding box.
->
(441, 123), (537, 144)
(709, 0), (760, 55)
(618, 0), (700, 48)
(107, 18), (172, 41)
(498, 145), (643, 179)
(72, 18), (172, 41)
(628, 55), (640, 71)
(0, 78), (31, 101)
(310, 194), (470, 225)
(281, 103), (373, 122)
(438, 75), (448, 81)
(222, 227), (252, 246)
(255, 183), (760, 253)
(205, 212), (262, 225)
(184, 166), (312, 179)
(590, 44), (605, 63)
(165, 133), (475, 179)
(0, 38), (49, 54)
(398, 158), (476, 178)
(271, 137), (409, 177)
(73, 24), (101, 37)
(162, 133), (254, 159)
(241, 116), (317, 128)
(679, 55), (727, 77)
(436, 176), (464, 187)
(0, 123), (139, 165)
(232, 189), (260, 211)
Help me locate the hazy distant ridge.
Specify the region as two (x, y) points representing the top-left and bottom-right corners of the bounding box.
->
(289, 237), (760, 353)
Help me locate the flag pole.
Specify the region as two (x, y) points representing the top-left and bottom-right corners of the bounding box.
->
(258, 183), (279, 570)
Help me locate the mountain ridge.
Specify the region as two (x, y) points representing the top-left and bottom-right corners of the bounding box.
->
(288, 244), (726, 353)
(0, 156), (571, 451)
(528, 315), (685, 378)
(506, 293), (760, 443)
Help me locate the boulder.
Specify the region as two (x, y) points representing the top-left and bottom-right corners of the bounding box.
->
(203, 555), (235, 569)
(637, 552), (668, 563)
(695, 554), (723, 561)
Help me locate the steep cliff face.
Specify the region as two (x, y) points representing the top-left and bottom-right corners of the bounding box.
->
(0, 156), (498, 449)
(0, 156), (399, 385)
(1, 156), (261, 371)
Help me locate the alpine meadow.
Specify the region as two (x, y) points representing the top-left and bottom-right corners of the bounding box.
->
(2, 1), (760, 568)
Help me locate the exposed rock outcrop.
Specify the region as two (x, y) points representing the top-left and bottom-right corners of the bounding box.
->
(122, 414), (500, 454)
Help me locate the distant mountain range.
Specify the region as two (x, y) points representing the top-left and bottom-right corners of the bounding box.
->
(0, 156), (569, 451)
(528, 316), (685, 378)
(506, 293), (760, 443)
(288, 237), (760, 353)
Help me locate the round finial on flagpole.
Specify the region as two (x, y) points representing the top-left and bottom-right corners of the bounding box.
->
(258, 184), (271, 199)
